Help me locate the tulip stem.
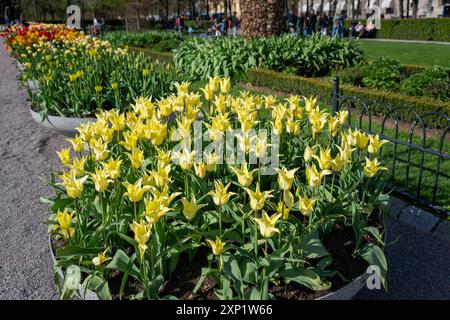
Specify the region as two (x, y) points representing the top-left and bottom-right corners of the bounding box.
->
(134, 202), (137, 221)
(219, 206), (223, 237)
(74, 199), (82, 241)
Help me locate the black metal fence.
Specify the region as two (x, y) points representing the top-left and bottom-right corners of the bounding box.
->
(331, 76), (450, 216)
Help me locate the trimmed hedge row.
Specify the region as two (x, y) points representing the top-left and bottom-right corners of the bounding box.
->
(375, 19), (450, 42)
(245, 68), (450, 128)
(128, 47), (174, 64)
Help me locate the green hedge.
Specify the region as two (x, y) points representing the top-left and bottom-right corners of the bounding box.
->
(128, 47), (174, 64)
(245, 68), (450, 128)
(376, 19), (450, 42)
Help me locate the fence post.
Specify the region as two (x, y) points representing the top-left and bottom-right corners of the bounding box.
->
(332, 76), (340, 116)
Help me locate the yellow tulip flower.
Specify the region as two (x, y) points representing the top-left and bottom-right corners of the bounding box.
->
(305, 165), (332, 188)
(66, 136), (85, 153)
(174, 81), (191, 97)
(130, 220), (151, 260)
(69, 157), (86, 177)
(312, 147), (333, 171)
(120, 131), (138, 151)
(206, 236), (225, 256)
(331, 153), (348, 172)
(127, 148), (144, 170)
(251, 135), (267, 158)
(109, 110), (125, 131)
(95, 85), (103, 93)
(205, 152), (220, 172)
(229, 163), (257, 187)
(368, 134), (389, 154)
(208, 76), (220, 92)
(303, 145), (315, 163)
(308, 107), (328, 138)
(303, 96), (317, 112)
(283, 190), (295, 210)
(56, 208), (75, 239)
(64, 174), (88, 199)
(219, 77), (231, 94)
(102, 158), (122, 180)
(363, 157), (387, 178)
(111, 82), (119, 90)
(143, 196), (172, 224)
(151, 164), (171, 188)
(296, 189), (317, 216)
(356, 131), (370, 149)
(194, 162), (207, 179)
(176, 148), (196, 171)
(277, 167), (299, 191)
(328, 116), (340, 137)
(123, 178), (149, 202)
(244, 183), (274, 211)
(253, 211), (281, 238)
(336, 110), (349, 125)
(156, 149), (171, 167)
(57, 148), (71, 166)
(90, 138), (109, 161)
(90, 168), (111, 193)
(208, 180), (235, 206)
(76, 122), (93, 143)
(92, 248), (111, 266)
(181, 196), (207, 220)
(200, 84), (214, 101)
(277, 201), (291, 220)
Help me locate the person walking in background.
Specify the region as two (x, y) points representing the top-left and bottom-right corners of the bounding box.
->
(287, 9), (298, 34)
(304, 13), (311, 35)
(230, 11), (240, 36)
(297, 13), (305, 36)
(175, 16), (182, 34)
(310, 11), (317, 34)
(339, 14), (345, 38)
(319, 13), (329, 36)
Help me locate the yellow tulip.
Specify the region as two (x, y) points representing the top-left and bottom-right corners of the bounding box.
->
(328, 116), (340, 137)
(200, 84), (214, 101)
(176, 148), (196, 171)
(57, 148), (71, 166)
(90, 138), (109, 161)
(219, 77), (231, 94)
(143, 196), (172, 224)
(206, 236), (225, 256)
(336, 110), (348, 125)
(283, 190), (295, 210)
(308, 107), (328, 138)
(95, 85), (103, 93)
(296, 189), (317, 216)
(194, 162), (207, 179)
(368, 134), (389, 154)
(123, 178), (149, 202)
(92, 248), (111, 266)
(303, 96), (317, 112)
(181, 196), (207, 220)
(66, 136), (85, 153)
(174, 81), (191, 97)
(363, 157), (387, 178)
(102, 158), (122, 180)
(64, 174), (88, 199)
(205, 152), (220, 172)
(120, 131), (138, 151)
(109, 110), (125, 131)
(303, 145), (315, 163)
(312, 147), (333, 171)
(76, 122), (93, 143)
(305, 165), (332, 188)
(90, 168), (111, 193)
(69, 157), (86, 177)
(229, 163), (257, 187)
(244, 183), (274, 211)
(251, 135), (267, 158)
(277, 201), (291, 220)
(127, 148), (144, 170)
(277, 167), (299, 191)
(331, 153), (348, 172)
(151, 164), (171, 188)
(356, 131), (370, 149)
(56, 208), (75, 238)
(130, 220), (151, 260)
(208, 180), (235, 206)
(156, 149), (171, 167)
(253, 211), (281, 238)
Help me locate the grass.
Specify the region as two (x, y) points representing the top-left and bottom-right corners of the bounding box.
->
(358, 40), (450, 67)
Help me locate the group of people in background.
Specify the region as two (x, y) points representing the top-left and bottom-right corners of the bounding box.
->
(284, 10), (376, 39)
(175, 12), (240, 37)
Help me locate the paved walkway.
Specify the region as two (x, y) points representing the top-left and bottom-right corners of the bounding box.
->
(0, 42), (449, 300)
(358, 38), (450, 45)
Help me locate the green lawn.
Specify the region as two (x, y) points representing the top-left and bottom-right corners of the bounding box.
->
(358, 40), (450, 67)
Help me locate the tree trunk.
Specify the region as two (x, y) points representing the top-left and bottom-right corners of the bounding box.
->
(240, 0), (285, 38)
(412, 0), (418, 18)
(399, 0), (404, 18)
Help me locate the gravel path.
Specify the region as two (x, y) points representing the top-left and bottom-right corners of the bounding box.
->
(0, 43), (60, 299)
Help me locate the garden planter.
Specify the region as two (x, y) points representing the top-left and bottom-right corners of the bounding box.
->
(30, 109), (96, 137)
(48, 235), (98, 300)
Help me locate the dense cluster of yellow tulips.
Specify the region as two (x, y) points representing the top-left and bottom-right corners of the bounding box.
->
(48, 77), (389, 300)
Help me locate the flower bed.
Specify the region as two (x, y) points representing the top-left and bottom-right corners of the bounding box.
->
(3, 24), (177, 119)
(46, 78), (389, 300)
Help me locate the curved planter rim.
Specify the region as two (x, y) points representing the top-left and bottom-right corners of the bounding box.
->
(30, 108), (97, 137)
(49, 234), (379, 301)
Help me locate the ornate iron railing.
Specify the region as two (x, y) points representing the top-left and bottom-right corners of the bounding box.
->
(331, 76), (450, 216)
